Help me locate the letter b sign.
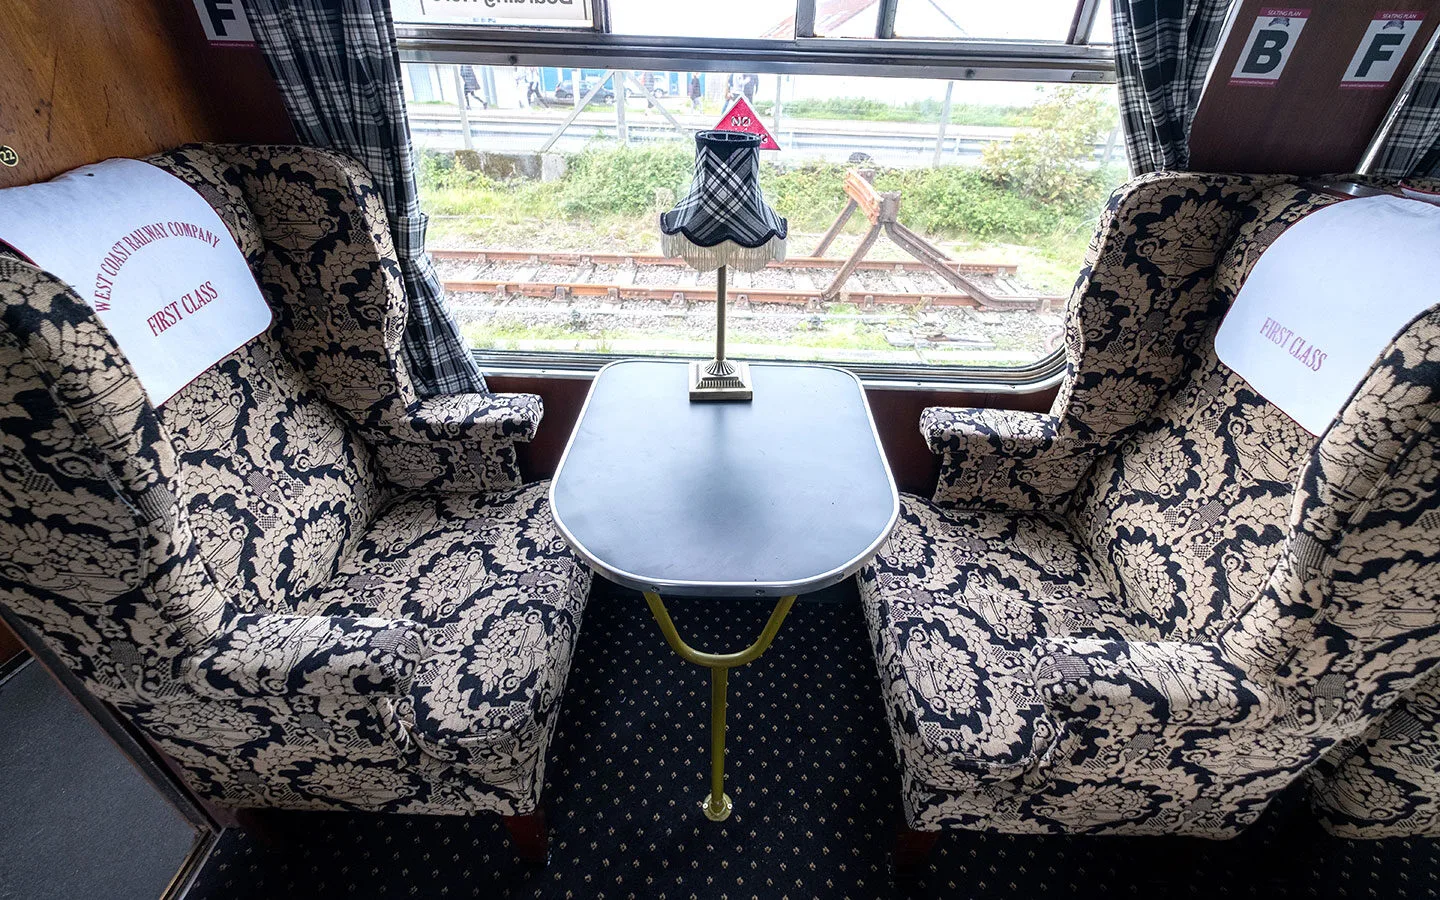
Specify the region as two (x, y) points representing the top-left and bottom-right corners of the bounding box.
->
(1242, 30), (1290, 74)
(1230, 11), (1308, 85)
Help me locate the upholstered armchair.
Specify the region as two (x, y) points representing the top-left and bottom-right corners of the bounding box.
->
(857, 173), (1440, 862)
(0, 144), (590, 860)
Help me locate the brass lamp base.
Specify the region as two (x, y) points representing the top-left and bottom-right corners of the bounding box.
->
(689, 359), (752, 402)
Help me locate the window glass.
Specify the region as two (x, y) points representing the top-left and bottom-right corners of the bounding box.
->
(607, 0), (796, 39)
(392, 0), (594, 28)
(1090, 0), (1114, 44)
(889, 0), (1078, 41)
(406, 65), (1127, 368)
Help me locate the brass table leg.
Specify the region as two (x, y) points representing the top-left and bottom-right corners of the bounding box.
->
(643, 591), (797, 822)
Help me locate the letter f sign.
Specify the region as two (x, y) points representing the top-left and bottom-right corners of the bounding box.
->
(191, 0), (255, 44)
(203, 0), (236, 34)
(1343, 15), (1423, 86)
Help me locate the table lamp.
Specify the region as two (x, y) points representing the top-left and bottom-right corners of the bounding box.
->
(660, 130), (788, 401)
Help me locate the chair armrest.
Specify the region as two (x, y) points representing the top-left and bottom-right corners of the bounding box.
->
(922, 408), (1094, 511)
(363, 393), (543, 494)
(1033, 637), (1272, 729)
(189, 613), (430, 700)
(398, 393), (543, 444)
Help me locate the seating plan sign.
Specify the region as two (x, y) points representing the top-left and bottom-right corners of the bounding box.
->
(1215, 195), (1440, 435)
(1228, 7), (1309, 86)
(1342, 11), (1426, 87)
(0, 159), (272, 405)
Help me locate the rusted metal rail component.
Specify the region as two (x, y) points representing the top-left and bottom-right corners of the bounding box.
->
(442, 277), (1007, 309)
(811, 169), (1041, 310)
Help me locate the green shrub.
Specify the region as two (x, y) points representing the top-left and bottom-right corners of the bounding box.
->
(416, 123), (1127, 253)
(760, 161), (853, 232)
(416, 147), (493, 193)
(980, 86), (1118, 205)
(557, 143), (694, 217)
(876, 167), (1054, 241)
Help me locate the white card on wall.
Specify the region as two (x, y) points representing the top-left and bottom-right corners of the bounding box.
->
(1230, 7), (1310, 86)
(390, 0), (592, 26)
(1214, 195), (1440, 435)
(0, 159), (272, 405)
(1342, 12), (1424, 87)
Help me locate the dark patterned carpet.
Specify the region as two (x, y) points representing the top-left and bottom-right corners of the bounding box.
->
(186, 580), (1440, 899)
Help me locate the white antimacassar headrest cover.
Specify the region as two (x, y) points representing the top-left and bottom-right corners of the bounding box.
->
(1215, 194), (1440, 435)
(0, 158), (272, 405)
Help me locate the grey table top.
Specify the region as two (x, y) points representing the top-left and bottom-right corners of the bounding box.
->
(550, 360), (899, 598)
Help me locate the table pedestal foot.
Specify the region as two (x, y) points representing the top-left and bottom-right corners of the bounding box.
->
(703, 792), (734, 821)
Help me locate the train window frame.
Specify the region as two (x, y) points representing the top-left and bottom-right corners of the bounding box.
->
(395, 0), (1118, 388)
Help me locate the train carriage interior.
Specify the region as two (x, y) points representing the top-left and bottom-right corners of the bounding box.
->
(4, 0), (1440, 898)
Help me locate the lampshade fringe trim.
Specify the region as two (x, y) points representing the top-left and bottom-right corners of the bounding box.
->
(660, 233), (788, 273)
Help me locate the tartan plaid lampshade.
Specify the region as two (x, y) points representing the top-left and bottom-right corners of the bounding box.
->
(660, 131), (787, 273)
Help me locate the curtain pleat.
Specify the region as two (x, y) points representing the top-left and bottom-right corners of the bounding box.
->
(1112, 0), (1232, 174)
(1368, 45), (1440, 179)
(242, 0), (488, 396)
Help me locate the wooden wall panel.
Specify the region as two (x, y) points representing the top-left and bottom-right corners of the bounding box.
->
(1189, 0), (1440, 174)
(0, 0), (290, 658)
(0, 0), (292, 191)
(0, 619), (24, 667)
(488, 373), (1058, 499)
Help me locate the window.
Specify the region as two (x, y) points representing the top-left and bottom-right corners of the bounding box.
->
(396, 1), (1124, 379)
(888, 0), (1077, 42)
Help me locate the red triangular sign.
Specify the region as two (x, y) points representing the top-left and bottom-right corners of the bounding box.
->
(712, 97), (781, 151)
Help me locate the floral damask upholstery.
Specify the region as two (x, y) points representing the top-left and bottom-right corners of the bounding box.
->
(1307, 667), (1440, 838)
(0, 144), (590, 818)
(860, 173), (1440, 836)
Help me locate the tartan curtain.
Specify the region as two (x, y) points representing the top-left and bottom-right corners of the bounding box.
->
(242, 0), (487, 396)
(1112, 0), (1233, 174)
(1368, 44), (1440, 179)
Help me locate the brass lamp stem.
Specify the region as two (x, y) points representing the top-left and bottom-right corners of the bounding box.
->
(689, 262), (750, 399)
(704, 265), (736, 378)
(714, 265), (727, 369)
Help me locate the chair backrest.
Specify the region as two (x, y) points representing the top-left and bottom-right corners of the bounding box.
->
(1067, 183), (1341, 640)
(0, 144), (402, 704)
(150, 146), (389, 612)
(1055, 174), (1440, 736)
(1220, 298), (1440, 730)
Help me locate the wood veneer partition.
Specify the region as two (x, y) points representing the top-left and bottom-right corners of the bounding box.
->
(0, 0), (292, 662)
(0, 0), (292, 191)
(1188, 0), (1440, 174)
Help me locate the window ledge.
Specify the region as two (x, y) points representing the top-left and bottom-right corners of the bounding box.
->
(474, 349), (1067, 393)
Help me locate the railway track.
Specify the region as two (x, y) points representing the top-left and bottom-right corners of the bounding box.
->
(433, 249), (1057, 311)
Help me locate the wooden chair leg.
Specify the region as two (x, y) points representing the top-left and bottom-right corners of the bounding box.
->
(892, 826), (940, 881)
(233, 808), (293, 849)
(503, 808), (550, 866)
